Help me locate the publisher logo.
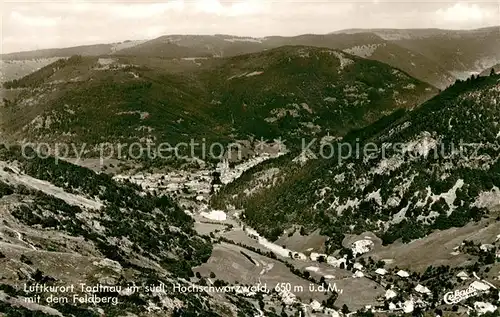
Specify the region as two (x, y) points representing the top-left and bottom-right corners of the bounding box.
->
(443, 286), (479, 304)
(443, 280), (496, 305)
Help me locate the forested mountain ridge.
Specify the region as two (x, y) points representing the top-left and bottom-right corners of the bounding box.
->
(6, 27), (499, 89)
(203, 46), (437, 141)
(212, 74), (500, 250)
(88, 32), (458, 88)
(1, 47), (437, 157)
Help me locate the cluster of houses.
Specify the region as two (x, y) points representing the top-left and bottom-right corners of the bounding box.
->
(113, 170), (213, 201)
(113, 150), (285, 202)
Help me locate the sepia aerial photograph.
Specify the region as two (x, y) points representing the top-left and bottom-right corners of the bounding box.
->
(0, 0), (499, 316)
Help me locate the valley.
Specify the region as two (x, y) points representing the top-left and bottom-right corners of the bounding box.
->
(1, 134), (498, 316)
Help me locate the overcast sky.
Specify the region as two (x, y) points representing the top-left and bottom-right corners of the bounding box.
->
(2, 0), (499, 53)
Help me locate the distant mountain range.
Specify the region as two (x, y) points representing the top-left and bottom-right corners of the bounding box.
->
(3, 26), (499, 89)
